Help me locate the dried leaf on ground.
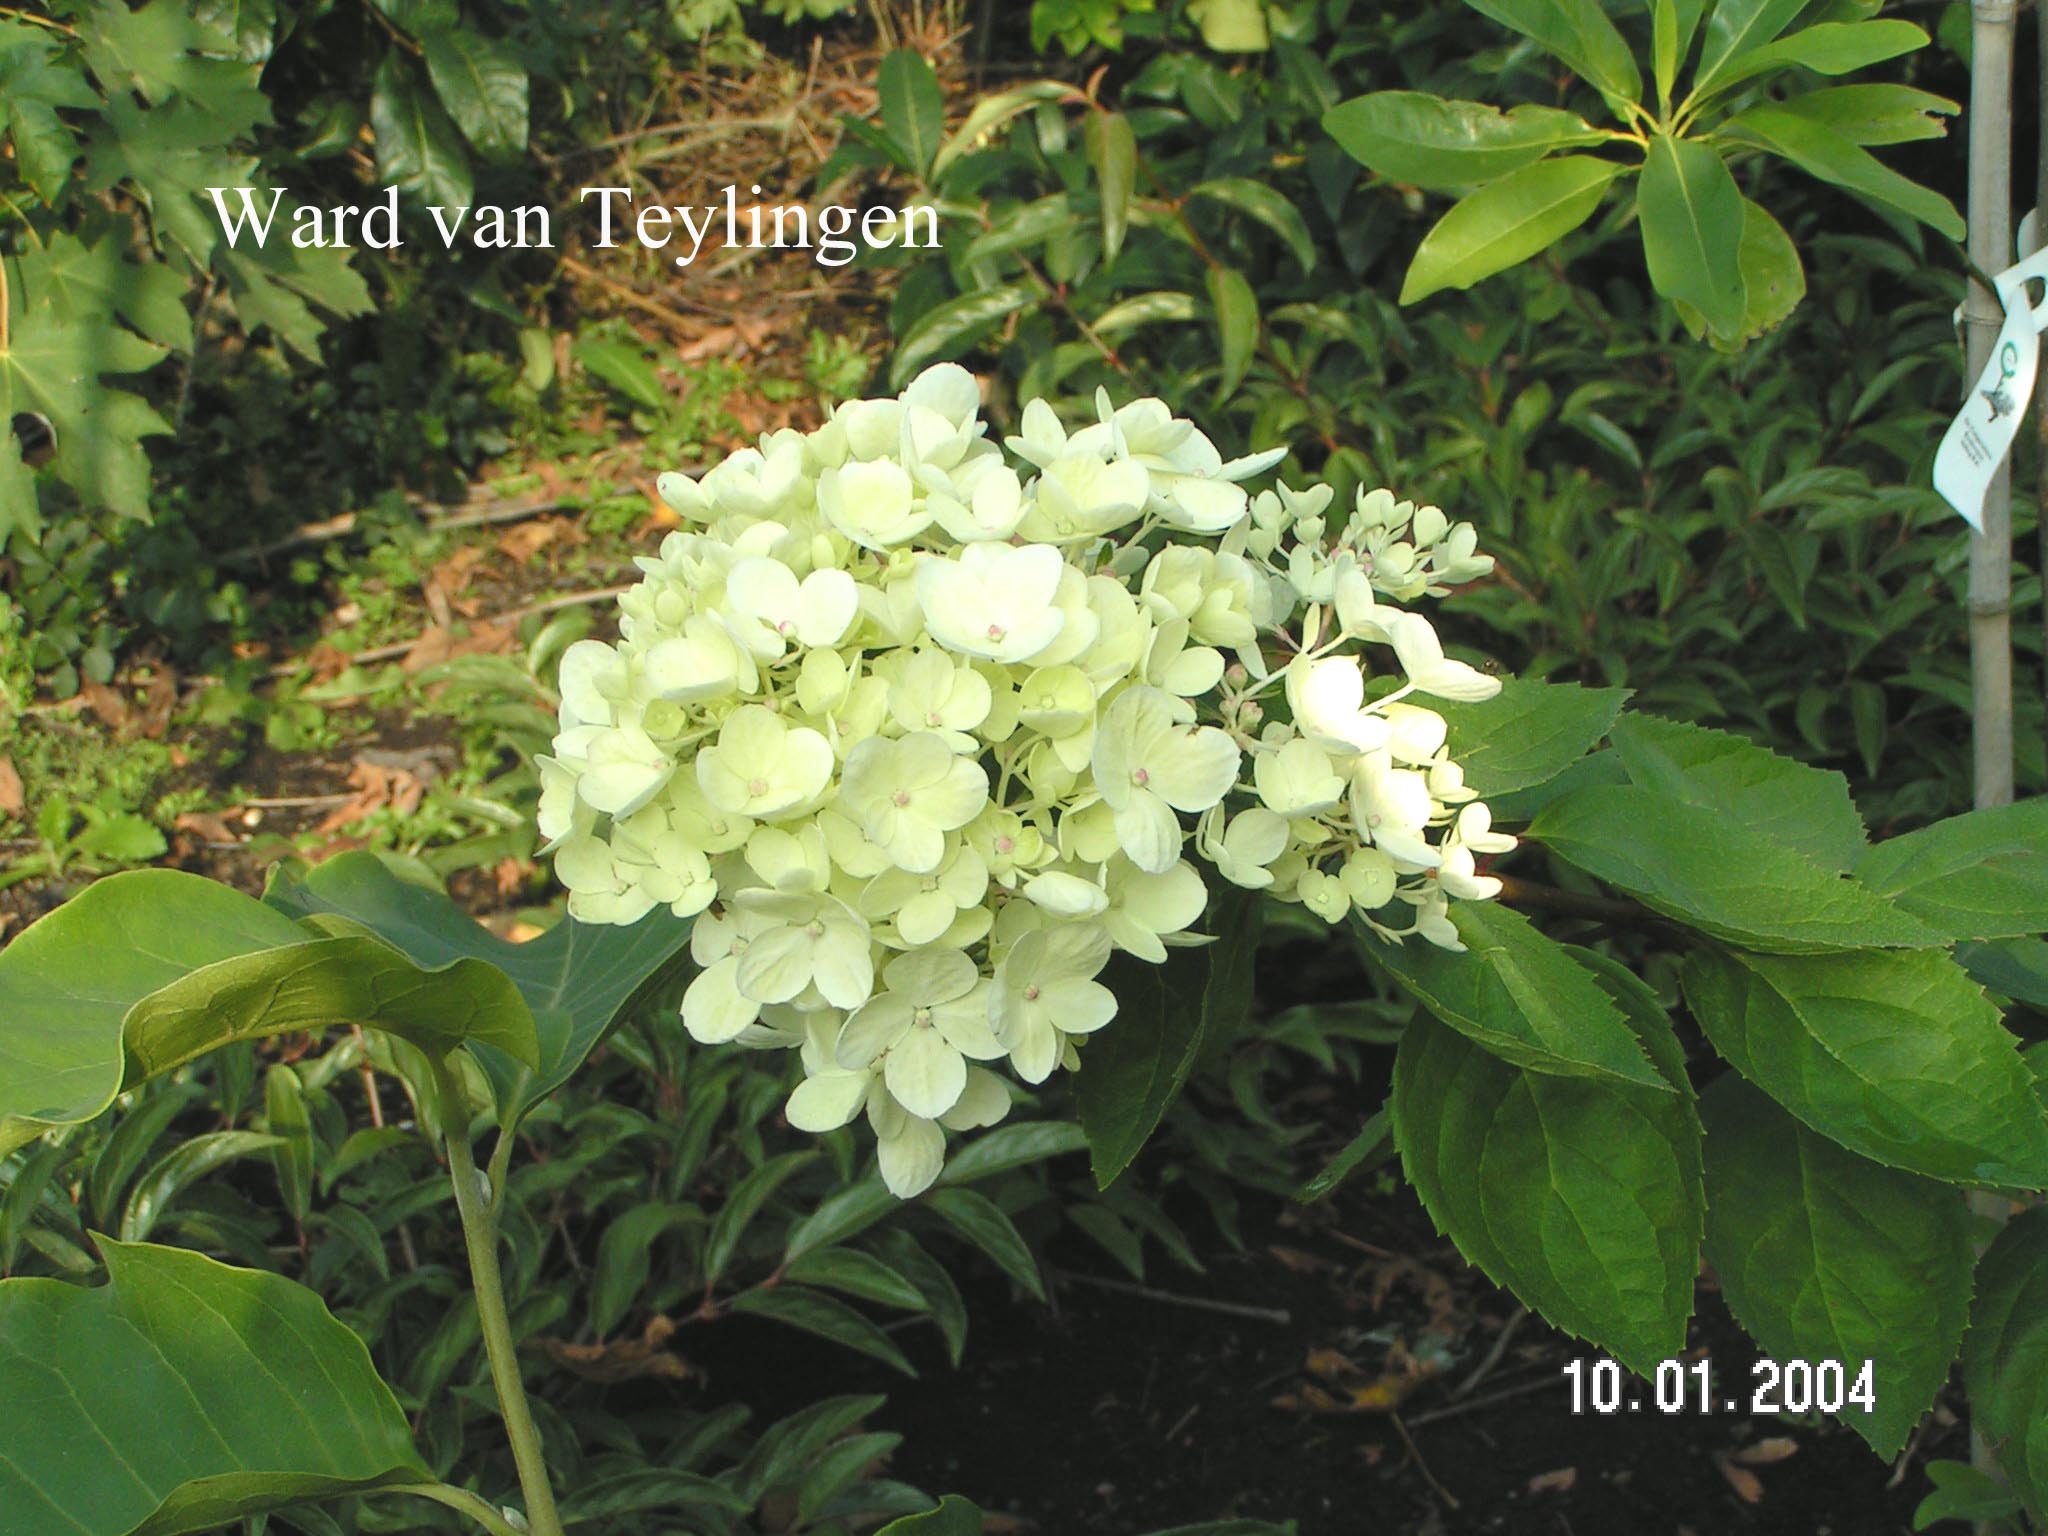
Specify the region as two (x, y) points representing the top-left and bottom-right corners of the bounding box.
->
(315, 760), (427, 835)
(1715, 1456), (1766, 1504)
(1528, 1468), (1577, 1495)
(401, 620), (516, 672)
(533, 1314), (693, 1384)
(1731, 1436), (1799, 1465)
(0, 756), (23, 819)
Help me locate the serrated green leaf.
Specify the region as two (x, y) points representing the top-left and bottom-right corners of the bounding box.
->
(1401, 156), (1624, 304)
(1608, 712), (1865, 870)
(1962, 1208), (2048, 1520)
(421, 28), (528, 160)
(1391, 1001), (1701, 1374)
(1682, 948), (2048, 1190)
(1958, 937), (2048, 1009)
(1322, 93), (1604, 192)
(1854, 799), (2048, 941)
(1361, 902), (1665, 1087)
(1434, 677), (1629, 798)
(13, 231), (196, 353)
(76, 0), (269, 134)
(1530, 786), (1942, 952)
(0, 1242), (430, 1536)
(1721, 104), (1964, 240)
(1638, 134), (1746, 337)
(1701, 1074), (1971, 1456)
(0, 22), (96, 201)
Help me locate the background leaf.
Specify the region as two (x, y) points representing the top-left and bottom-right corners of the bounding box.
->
(1964, 1208), (2048, 1521)
(1637, 134), (1746, 337)
(1401, 156), (1624, 304)
(1854, 799), (2048, 941)
(1321, 93), (1603, 192)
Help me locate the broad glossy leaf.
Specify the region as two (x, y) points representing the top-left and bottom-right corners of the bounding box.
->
(1609, 712), (1865, 870)
(1730, 196), (1804, 342)
(421, 27), (527, 159)
(262, 852), (694, 1122)
(370, 51), (472, 209)
(1722, 104), (1964, 240)
(1530, 786), (1942, 952)
(1401, 156), (1624, 304)
(1435, 678), (1629, 799)
(1638, 134), (1746, 336)
(1392, 1001), (1702, 1374)
(0, 871), (306, 1157)
(1701, 1075), (1971, 1456)
(1187, 177), (1318, 273)
(1963, 1208), (2048, 1519)
(1077, 889), (1261, 1187)
(1698, 20), (1928, 99)
(1321, 93), (1603, 192)
(888, 283), (1034, 388)
(1652, 0), (1707, 106)
(1695, 0), (1809, 88)
(1206, 264), (1258, 399)
(1360, 903), (1665, 1087)
(878, 48), (943, 177)
(879, 1497), (984, 1536)
(1683, 948), (2048, 1190)
(0, 1241), (429, 1536)
(1854, 798), (2048, 941)
(1465, 0), (1642, 106)
(1775, 83), (1958, 145)
(1086, 110), (1136, 261)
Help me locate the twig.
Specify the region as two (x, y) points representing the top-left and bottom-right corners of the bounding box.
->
(1451, 1306), (1528, 1400)
(318, 582), (634, 670)
(1048, 1267), (1292, 1325)
(1405, 1371), (1558, 1428)
(238, 793), (356, 811)
(1391, 1413), (1461, 1511)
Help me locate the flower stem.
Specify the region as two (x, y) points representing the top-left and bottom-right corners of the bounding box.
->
(431, 1058), (566, 1536)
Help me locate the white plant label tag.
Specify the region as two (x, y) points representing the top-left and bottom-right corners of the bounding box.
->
(1935, 241), (2048, 530)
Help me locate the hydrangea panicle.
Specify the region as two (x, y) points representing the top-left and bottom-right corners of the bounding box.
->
(546, 363), (1507, 1196)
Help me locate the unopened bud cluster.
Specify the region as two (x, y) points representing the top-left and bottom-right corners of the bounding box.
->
(541, 365), (1506, 1195)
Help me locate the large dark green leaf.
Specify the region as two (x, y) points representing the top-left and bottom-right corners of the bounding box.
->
(1608, 713), (1865, 870)
(1721, 104), (1963, 240)
(1392, 999), (1702, 1374)
(1401, 156), (1624, 304)
(1360, 903), (1665, 1087)
(1321, 93), (1604, 191)
(1683, 948), (2048, 1190)
(1529, 785), (1942, 952)
(0, 1241), (429, 1536)
(1697, 20), (1928, 98)
(421, 28), (527, 160)
(1434, 678), (1628, 799)
(1774, 83), (1957, 146)
(1854, 799), (2048, 941)
(1701, 1075), (1971, 1456)
(1077, 889), (1262, 1187)
(369, 51), (472, 209)
(1638, 134), (1746, 337)
(262, 852), (693, 1121)
(1964, 1208), (2048, 1520)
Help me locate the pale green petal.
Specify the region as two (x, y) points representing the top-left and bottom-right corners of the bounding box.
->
(787, 1071), (870, 1132)
(736, 926), (812, 1003)
(885, 1027), (967, 1119)
(1145, 725), (1240, 811)
(884, 945), (979, 1005)
(878, 1115), (946, 1198)
(1043, 977), (1117, 1034)
(682, 959), (761, 1043)
(1113, 791), (1182, 875)
(837, 995), (914, 1068)
(939, 1067), (1012, 1130)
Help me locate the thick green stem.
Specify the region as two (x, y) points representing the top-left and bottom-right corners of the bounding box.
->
(432, 1059), (566, 1536)
(407, 1482), (531, 1536)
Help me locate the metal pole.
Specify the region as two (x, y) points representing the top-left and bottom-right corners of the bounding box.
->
(1969, 0), (2017, 815)
(1967, 10), (2018, 1527)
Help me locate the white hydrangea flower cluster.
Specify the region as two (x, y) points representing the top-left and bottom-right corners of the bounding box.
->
(539, 365), (1508, 1196)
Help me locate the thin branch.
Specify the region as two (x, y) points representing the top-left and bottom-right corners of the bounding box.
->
(1048, 1267), (1292, 1325)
